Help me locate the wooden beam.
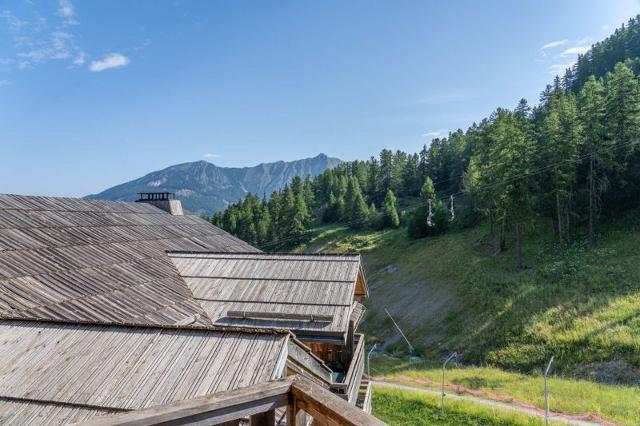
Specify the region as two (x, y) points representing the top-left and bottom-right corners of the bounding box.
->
(82, 379), (292, 426)
(291, 376), (385, 426)
(249, 409), (275, 425)
(287, 340), (332, 384)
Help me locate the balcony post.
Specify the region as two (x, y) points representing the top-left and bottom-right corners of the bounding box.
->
(286, 392), (298, 426)
(250, 409), (275, 425)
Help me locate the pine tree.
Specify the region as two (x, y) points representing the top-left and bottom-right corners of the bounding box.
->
(381, 190), (400, 228)
(379, 149), (395, 196)
(419, 177), (436, 200)
(344, 177), (369, 228)
(604, 62), (640, 196)
(418, 144), (430, 183)
(256, 198), (272, 246)
(291, 176), (303, 196)
(403, 153), (420, 195)
(303, 176), (315, 209)
(578, 76), (608, 243)
(366, 156), (379, 201)
(392, 150), (408, 194)
(540, 93), (582, 242)
(473, 107), (536, 268)
(367, 202), (378, 228)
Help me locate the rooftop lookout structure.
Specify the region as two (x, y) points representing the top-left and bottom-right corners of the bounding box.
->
(0, 192), (378, 425)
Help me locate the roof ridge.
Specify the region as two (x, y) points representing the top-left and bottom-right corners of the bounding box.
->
(0, 317), (294, 335)
(0, 395), (126, 414)
(181, 275), (356, 283)
(0, 193), (196, 215)
(167, 250), (360, 258)
(194, 297), (353, 307)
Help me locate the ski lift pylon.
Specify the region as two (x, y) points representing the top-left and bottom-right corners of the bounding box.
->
(449, 194), (455, 222)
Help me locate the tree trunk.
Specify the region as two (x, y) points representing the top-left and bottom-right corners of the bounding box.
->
(589, 156), (594, 244)
(489, 210), (495, 239)
(556, 191), (563, 243)
(499, 214), (507, 253)
(516, 223), (524, 271)
(566, 192), (571, 241)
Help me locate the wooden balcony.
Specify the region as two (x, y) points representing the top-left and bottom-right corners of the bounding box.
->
(329, 333), (365, 404)
(82, 374), (384, 426)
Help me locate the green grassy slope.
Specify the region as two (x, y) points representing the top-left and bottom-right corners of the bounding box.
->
(297, 210), (640, 378)
(372, 387), (555, 425)
(371, 356), (639, 426)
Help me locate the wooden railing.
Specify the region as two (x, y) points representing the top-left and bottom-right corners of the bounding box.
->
(330, 333), (365, 404)
(360, 380), (373, 414)
(81, 375), (385, 426)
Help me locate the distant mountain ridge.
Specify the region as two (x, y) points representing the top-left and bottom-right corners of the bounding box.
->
(86, 154), (342, 215)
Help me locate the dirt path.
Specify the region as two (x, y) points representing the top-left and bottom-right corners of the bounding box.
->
(373, 381), (610, 426)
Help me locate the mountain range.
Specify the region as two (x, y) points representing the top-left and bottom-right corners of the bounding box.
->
(86, 154), (341, 215)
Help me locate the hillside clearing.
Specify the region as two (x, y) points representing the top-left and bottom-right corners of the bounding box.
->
(297, 212), (640, 425)
(298, 211), (640, 376)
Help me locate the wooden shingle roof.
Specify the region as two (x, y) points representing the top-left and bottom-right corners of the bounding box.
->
(0, 320), (289, 425)
(168, 252), (366, 338)
(0, 194), (257, 327)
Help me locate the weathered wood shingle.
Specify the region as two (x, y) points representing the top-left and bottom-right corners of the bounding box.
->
(0, 321), (289, 425)
(168, 252), (365, 336)
(0, 194), (257, 326)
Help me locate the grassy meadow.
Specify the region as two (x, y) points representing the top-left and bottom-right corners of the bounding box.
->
(372, 386), (555, 426)
(371, 356), (639, 425)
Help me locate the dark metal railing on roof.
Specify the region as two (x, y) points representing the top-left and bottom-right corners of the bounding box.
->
(136, 192), (175, 201)
(227, 310), (334, 323)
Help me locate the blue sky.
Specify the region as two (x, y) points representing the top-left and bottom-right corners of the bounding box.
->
(1, 0), (639, 197)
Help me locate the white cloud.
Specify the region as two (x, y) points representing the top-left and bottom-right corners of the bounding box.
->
(0, 4), (85, 69)
(73, 51), (85, 65)
(422, 129), (448, 139)
(203, 153), (221, 160)
(541, 39), (568, 50)
(561, 46), (589, 56)
(57, 0), (77, 26)
(89, 53), (130, 72)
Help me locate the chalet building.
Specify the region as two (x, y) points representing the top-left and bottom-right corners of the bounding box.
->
(0, 193), (380, 425)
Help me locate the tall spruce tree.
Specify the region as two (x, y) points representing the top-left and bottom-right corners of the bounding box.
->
(540, 93), (582, 242)
(345, 177), (369, 228)
(578, 76), (608, 243)
(604, 62), (640, 204)
(381, 190), (400, 228)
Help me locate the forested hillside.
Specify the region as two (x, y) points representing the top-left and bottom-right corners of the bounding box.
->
(210, 17), (640, 266)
